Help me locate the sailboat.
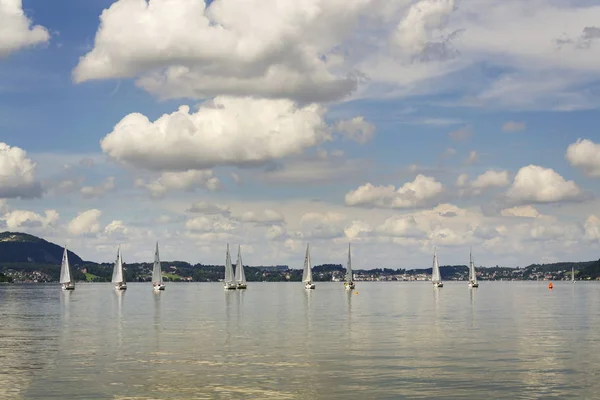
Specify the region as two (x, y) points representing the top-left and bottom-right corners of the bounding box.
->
(432, 248), (443, 288)
(111, 246), (127, 290)
(152, 242), (165, 291)
(572, 265), (576, 283)
(59, 247), (75, 290)
(468, 248), (479, 288)
(344, 243), (355, 290)
(223, 244), (237, 290)
(234, 245), (247, 289)
(303, 243), (315, 289)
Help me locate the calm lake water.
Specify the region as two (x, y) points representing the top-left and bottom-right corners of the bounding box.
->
(0, 281), (599, 399)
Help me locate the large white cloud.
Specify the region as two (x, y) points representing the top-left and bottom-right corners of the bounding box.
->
(0, 142), (42, 198)
(566, 138), (600, 178)
(506, 165), (583, 204)
(73, 0), (600, 109)
(345, 174), (443, 208)
(0, 0), (49, 57)
(73, 0), (366, 102)
(101, 97), (330, 171)
(73, 0), (600, 110)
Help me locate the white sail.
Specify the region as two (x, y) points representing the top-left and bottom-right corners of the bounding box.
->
(572, 266), (575, 282)
(302, 243), (313, 283)
(224, 244), (234, 283)
(432, 249), (441, 283)
(152, 242), (163, 284)
(234, 245), (247, 284)
(59, 247), (72, 284)
(469, 249), (477, 283)
(112, 246), (125, 284)
(345, 243), (353, 283)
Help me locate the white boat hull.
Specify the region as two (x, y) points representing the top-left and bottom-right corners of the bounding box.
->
(153, 284), (165, 291)
(433, 282), (443, 288)
(344, 282), (355, 290)
(468, 282), (479, 288)
(305, 282), (315, 290)
(62, 283), (75, 291)
(237, 283), (247, 289)
(224, 282), (237, 290)
(115, 283), (127, 290)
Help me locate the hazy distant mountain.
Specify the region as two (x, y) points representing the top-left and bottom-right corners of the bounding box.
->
(0, 232), (84, 265)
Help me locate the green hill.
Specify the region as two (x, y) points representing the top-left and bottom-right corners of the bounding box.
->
(0, 231), (84, 265)
(578, 259), (600, 280)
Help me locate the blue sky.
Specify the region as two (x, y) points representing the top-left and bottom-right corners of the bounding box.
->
(2, 0), (600, 269)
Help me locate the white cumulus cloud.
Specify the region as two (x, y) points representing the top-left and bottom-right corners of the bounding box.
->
(376, 215), (426, 238)
(0, 142), (42, 198)
(507, 165), (582, 204)
(457, 170), (510, 197)
(2, 209), (58, 230)
(566, 138), (600, 178)
(72, 0), (365, 102)
(472, 170), (510, 189)
(393, 0), (456, 57)
(68, 209), (102, 236)
(344, 220), (372, 239)
(101, 97), (330, 171)
(135, 170), (220, 197)
(345, 174), (443, 209)
(185, 215), (236, 233)
(501, 205), (541, 219)
(71, 0), (600, 111)
(0, 0), (49, 57)
(104, 220), (129, 237)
